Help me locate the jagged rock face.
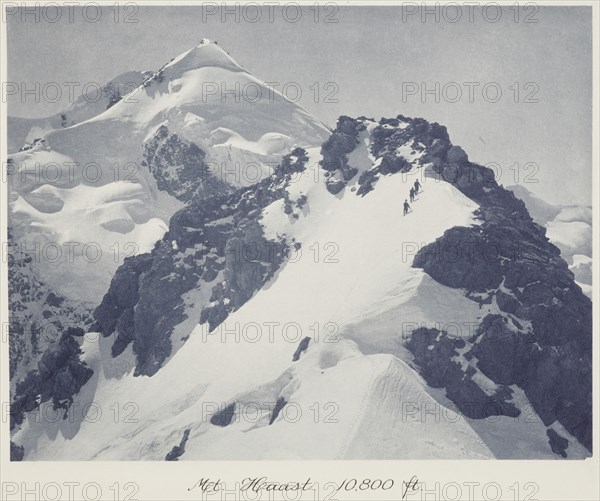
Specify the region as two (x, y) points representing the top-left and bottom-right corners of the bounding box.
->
(320, 115), (363, 193)
(93, 253), (155, 359)
(7, 228), (93, 383)
(199, 221), (287, 331)
(320, 114), (449, 196)
(370, 115), (449, 160)
(370, 115), (450, 172)
(8, 225), (94, 455)
(408, 328), (520, 419)
(142, 125), (231, 203)
(471, 315), (533, 386)
(10, 332), (93, 431)
(93, 148), (308, 376)
(411, 140), (593, 451)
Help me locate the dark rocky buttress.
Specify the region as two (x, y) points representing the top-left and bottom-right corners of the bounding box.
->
(142, 125), (231, 203)
(94, 148), (310, 376)
(408, 134), (592, 452)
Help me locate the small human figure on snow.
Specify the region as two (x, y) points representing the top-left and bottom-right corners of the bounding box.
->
(414, 179), (422, 195)
(403, 199), (411, 216)
(409, 187), (415, 203)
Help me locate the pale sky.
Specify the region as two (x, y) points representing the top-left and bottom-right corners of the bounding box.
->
(6, 5), (593, 205)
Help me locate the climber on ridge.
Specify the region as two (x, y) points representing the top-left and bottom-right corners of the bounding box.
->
(403, 199), (411, 216)
(414, 179), (422, 195)
(409, 187), (415, 203)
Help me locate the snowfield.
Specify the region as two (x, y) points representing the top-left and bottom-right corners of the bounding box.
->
(15, 146), (587, 460)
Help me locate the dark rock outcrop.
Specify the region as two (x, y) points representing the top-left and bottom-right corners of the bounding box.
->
(471, 315), (534, 386)
(45, 293), (64, 307)
(93, 148), (308, 376)
(94, 254), (154, 338)
(446, 145), (468, 164)
(165, 429), (191, 461)
(408, 328), (520, 419)
(411, 133), (592, 451)
(320, 114), (450, 197)
(10, 331), (93, 431)
(359, 115), (447, 196)
(10, 441), (24, 461)
(142, 125), (230, 203)
(320, 116), (363, 174)
(320, 116), (364, 194)
(547, 428), (569, 458)
(210, 403), (236, 427)
(7, 227), (93, 381)
(269, 397), (287, 425)
(292, 337), (311, 362)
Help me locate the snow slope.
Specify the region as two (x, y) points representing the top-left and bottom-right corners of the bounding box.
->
(16, 136), (586, 460)
(7, 40), (330, 304)
(7, 71), (152, 154)
(15, 147), (488, 459)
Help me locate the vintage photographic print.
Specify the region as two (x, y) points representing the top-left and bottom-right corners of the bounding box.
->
(1, 1), (598, 500)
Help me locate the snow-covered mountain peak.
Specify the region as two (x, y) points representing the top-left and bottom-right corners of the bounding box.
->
(7, 42), (330, 305)
(161, 39), (243, 77)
